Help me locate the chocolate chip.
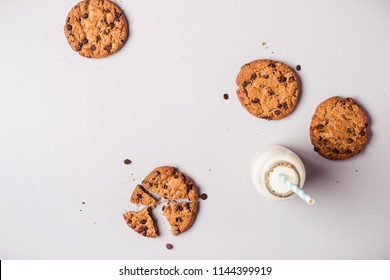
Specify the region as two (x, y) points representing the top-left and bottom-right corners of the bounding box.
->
(347, 128), (353, 133)
(82, 13), (88, 19)
(162, 206), (165, 211)
(268, 63), (276, 68)
(185, 202), (190, 209)
(109, 22), (115, 28)
(201, 193), (208, 200)
(140, 226), (148, 231)
(322, 139), (329, 145)
(103, 30), (109, 35)
(283, 102), (288, 109)
(278, 76), (287, 83)
(176, 217), (182, 222)
(115, 12), (122, 21)
(332, 148), (340, 154)
(82, 38), (88, 45)
(288, 76), (295, 82)
(223, 93), (229, 100)
(341, 100), (346, 106)
(124, 159), (131, 165)
(345, 149), (352, 154)
(277, 104), (283, 108)
(140, 219), (147, 224)
(187, 184), (193, 191)
(317, 124), (325, 130)
(274, 110), (281, 115)
(347, 138), (354, 144)
(360, 130), (366, 136)
(251, 73), (257, 81)
(296, 65), (301, 71)
(66, 24), (72, 31)
(104, 44), (112, 51)
(166, 243), (173, 250)
(268, 89), (275, 96)
(177, 205), (183, 211)
(136, 193), (142, 198)
(242, 81), (249, 87)
(314, 146), (320, 152)
(96, 35), (101, 42)
(174, 175), (178, 179)
(90, 44), (96, 51)
(252, 98), (260, 103)
(262, 74), (269, 79)
(105, 8), (111, 13)
(76, 43), (82, 51)
(163, 184), (168, 189)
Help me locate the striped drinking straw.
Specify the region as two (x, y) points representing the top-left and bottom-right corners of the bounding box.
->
(277, 173), (315, 205)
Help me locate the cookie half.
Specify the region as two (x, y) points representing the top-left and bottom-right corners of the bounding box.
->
(64, 0), (128, 58)
(142, 166), (199, 201)
(130, 185), (158, 208)
(310, 96), (369, 160)
(162, 201), (198, 236)
(123, 207), (158, 238)
(236, 59), (300, 120)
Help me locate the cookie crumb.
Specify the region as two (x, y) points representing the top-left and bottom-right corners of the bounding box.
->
(200, 193), (208, 200)
(223, 93), (229, 100)
(166, 243), (173, 250)
(355, 169), (358, 172)
(261, 41), (267, 46)
(296, 65), (301, 71)
(124, 159), (132, 165)
(82, 202), (85, 205)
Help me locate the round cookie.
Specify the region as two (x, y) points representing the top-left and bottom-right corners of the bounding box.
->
(310, 96), (369, 160)
(236, 59), (300, 120)
(64, 0), (128, 58)
(142, 166), (199, 201)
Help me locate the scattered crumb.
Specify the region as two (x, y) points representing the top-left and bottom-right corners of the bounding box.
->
(208, 168), (211, 172)
(82, 202), (85, 205)
(272, 51), (275, 54)
(80, 209), (82, 212)
(355, 170), (358, 172)
(336, 180), (339, 183)
(261, 41), (267, 46)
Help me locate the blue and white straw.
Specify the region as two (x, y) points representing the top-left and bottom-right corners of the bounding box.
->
(277, 173), (315, 205)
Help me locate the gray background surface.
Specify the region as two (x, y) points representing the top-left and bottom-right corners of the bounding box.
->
(1, 0), (389, 259)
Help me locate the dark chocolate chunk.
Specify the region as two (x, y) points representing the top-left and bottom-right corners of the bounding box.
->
(82, 13), (88, 19)
(347, 138), (354, 144)
(296, 65), (301, 71)
(166, 243), (173, 250)
(317, 124), (325, 130)
(251, 73), (257, 81)
(140, 219), (147, 224)
(66, 24), (72, 31)
(278, 76), (287, 83)
(274, 110), (281, 115)
(176, 217), (182, 222)
(345, 149), (352, 154)
(82, 38), (88, 45)
(200, 193), (208, 200)
(124, 159), (131, 165)
(288, 76), (295, 82)
(360, 130), (366, 136)
(262, 74), (269, 79)
(332, 148), (340, 154)
(223, 93), (229, 100)
(104, 44), (112, 51)
(109, 22), (115, 28)
(90, 44), (96, 51)
(252, 98), (260, 103)
(268, 63), (276, 68)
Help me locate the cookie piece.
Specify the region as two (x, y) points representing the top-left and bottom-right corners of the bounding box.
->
(130, 185), (158, 208)
(123, 207), (158, 238)
(310, 96), (369, 160)
(236, 59), (300, 120)
(142, 166), (199, 201)
(64, 0), (128, 58)
(162, 201), (198, 236)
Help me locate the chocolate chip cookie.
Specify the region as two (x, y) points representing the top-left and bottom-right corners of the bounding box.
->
(162, 201), (198, 236)
(130, 185), (158, 208)
(236, 59), (300, 120)
(64, 0), (128, 58)
(123, 207), (158, 238)
(142, 166), (199, 201)
(310, 96), (369, 160)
